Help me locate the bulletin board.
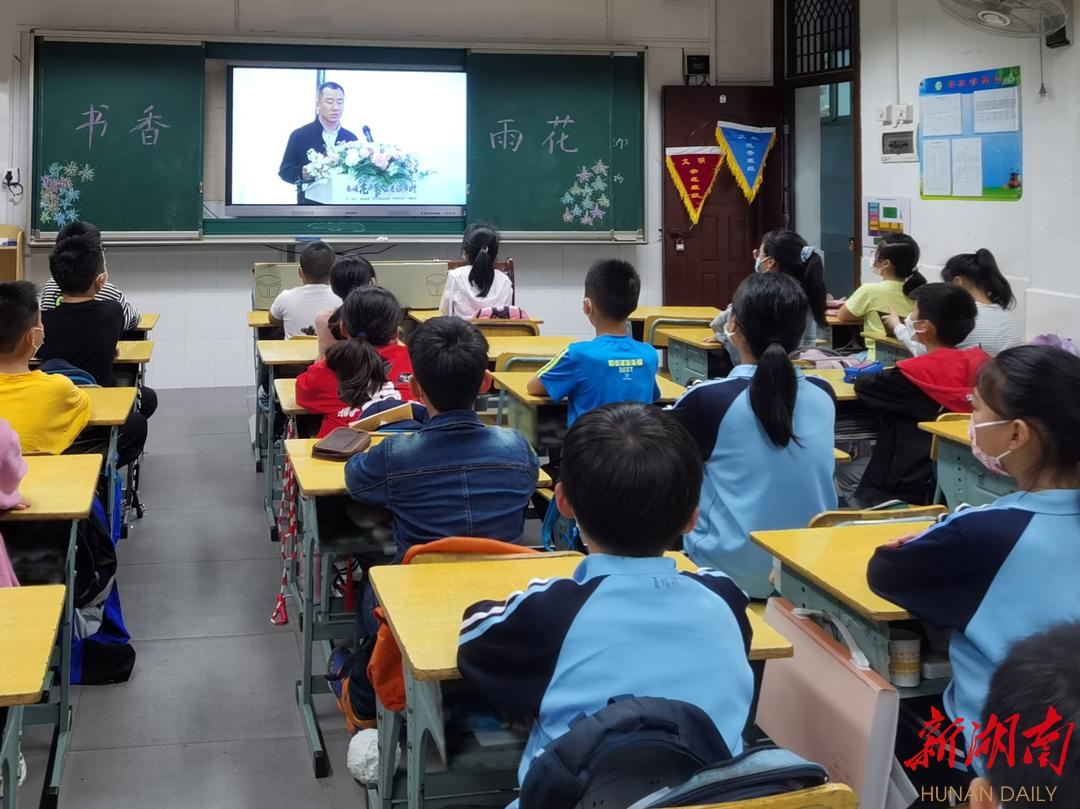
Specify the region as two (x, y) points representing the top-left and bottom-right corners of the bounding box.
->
(918, 66), (1022, 202)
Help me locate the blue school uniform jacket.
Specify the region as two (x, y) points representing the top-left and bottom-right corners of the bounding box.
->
(668, 366), (838, 598)
(868, 489), (1080, 775)
(457, 554), (755, 795)
(536, 334), (660, 426)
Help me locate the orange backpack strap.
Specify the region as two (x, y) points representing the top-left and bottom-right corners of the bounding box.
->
(370, 538), (539, 713)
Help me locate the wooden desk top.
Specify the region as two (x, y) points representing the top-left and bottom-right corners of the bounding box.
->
(0, 454), (102, 523)
(492, 371), (686, 406)
(132, 313), (159, 331)
(371, 553), (793, 681)
(834, 448), (851, 463)
(257, 339), (319, 366)
(0, 585), (66, 707)
(484, 336), (574, 362)
(803, 368), (856, 402)
(274, 378), (307, 417)
(629, 306), (721, 323)
(918, 416), (971, 447)
(86, 386), (137, 426)
(248, 310), (272, 328)
(115, 340), (154, 364)
(655, 326), (724, 351)
(861, 331), (905, 349)
(750, 522), (934, 622)
(408, 309), (545, 328)
(285, 438), (552, 497)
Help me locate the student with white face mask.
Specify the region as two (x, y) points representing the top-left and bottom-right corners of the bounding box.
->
(834, 232), (926, 336)
(885, 248), (1023, 358)
(868, 345), (1080, 791)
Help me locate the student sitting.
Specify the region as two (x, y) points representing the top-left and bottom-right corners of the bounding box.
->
(669, 273), (837, 599)
(315, 255), (376, 356)
(854, 283), (989, 506)
(886, 248), (1022, 358)
(39, 221), (141, 333)
(0, 418), (27, 588)
(346, 316), (538, 562)
(528, 259), (659, 424)
(709, 230), (829, 359)
(968, 623), (1080, 809)
(458, 403), (755, 802)
(439, 223), (513, 318)
(296, 286), (418, 438)
(0, 281), (91, 455)
(37, 223), (155, 408)
(834, 232), (926, 335)
(868, 345), (1080, 792)
(268, 240), (342, 338)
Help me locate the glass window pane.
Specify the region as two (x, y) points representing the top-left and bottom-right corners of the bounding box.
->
(820, 85), (832, 118)
(838, 82), (852, 117)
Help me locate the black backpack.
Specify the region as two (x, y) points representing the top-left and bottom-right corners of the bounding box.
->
(518, 696), (732, 809)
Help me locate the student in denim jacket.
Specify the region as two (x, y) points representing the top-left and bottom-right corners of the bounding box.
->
(347, 316), (538, 542)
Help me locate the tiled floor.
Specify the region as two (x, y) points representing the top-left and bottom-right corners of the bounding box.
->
(21, 387), (367, 809)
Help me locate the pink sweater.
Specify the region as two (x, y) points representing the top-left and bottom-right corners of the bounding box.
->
(0, 419), (26, 587)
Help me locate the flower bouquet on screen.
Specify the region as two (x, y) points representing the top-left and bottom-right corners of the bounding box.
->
(303, 142), (431, 203)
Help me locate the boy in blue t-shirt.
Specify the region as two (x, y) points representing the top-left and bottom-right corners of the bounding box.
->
(528, 259), (659, 425)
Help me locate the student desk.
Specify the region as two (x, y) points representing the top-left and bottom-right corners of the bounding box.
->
(750, 521), (949, 697)
(256, 340), (319, 537)
(861, 331), (911, 365)
(247, 310), (278, 389)
(121, 312), (159, 340)
(248, 310), (272, 329)
(802, 368), (877, 445)
(114, 340), (154, 367)
(282, 438), (552, 778)
(367, 554), (793, 809)
(484, 335), (574, 368)
(802, 369), (856, 401)
(0, 455), (101, 809)
(491, 371), (686, 452)
(85, 386), (137, 530)
(628, 306), (721, 346)
(656, 327), (728, 386)
(824, 313), (863, 350)
(1, 585), (66, 809)
(918, 416), (1017, 508)
(406, 309), (546, 335)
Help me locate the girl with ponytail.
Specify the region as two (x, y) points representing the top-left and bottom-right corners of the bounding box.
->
(439, 223), (514, 318)
(836, 232), (925, 336)
(297, 286), (424, 437)
(888, 248), (1021, 357)
(669, 272), (838, 599)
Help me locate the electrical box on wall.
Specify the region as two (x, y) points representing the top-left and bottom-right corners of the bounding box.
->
(880, 102), (918, 163)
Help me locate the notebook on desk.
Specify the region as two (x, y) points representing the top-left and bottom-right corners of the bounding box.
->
(757, 597), (914, 809)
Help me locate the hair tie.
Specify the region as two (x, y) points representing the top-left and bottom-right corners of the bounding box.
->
(480, 246), (489, 255)
(356, 331), (367, 340)
(800, 245), (817, 263)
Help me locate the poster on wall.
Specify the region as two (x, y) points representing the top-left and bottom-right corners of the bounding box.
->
(918, 66), (1022, 201)
(862, 196), (912, 251)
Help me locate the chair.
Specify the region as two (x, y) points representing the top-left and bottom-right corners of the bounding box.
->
(678, 782), (857, 808)
(0, 224), (24, 282)
(446, 258), (516, 303)
(807, 504), (947, 528)
(471, 319), (540, 337)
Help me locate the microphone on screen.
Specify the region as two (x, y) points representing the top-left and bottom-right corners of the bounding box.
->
(363, 126), (374, 143)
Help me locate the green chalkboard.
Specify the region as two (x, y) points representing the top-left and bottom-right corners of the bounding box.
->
(33, 40), (204, 235)
(466, 53), (644, 236)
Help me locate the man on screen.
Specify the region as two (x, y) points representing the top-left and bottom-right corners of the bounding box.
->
(278, 81), (364, 203)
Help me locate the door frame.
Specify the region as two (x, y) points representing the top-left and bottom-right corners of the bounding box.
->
(772, 0), (862, 293)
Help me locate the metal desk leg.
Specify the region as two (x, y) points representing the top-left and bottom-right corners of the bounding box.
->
(373, 698), (403, 809)
(404, 675), (447, 809)
(253, 351), (266, 473)
(1, 705), (24, 809)
(265, 366), (279, 540)
(294, 496), (330, 778)
(104, 425), (119, 533)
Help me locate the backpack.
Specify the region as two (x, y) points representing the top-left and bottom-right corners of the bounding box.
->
(518, 696), (732, 809)
(474, 305), (530, 320)
(39, 358), (98, 386)
(74, 496), (119, 609)
(643, 745), (829, 807)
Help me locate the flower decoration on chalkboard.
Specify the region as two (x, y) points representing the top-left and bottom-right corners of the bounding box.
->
(559, 158), (611, 227)
(39, 161), (95, 227)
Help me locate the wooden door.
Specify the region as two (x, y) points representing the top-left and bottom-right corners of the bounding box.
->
(662, 86), (785, 307)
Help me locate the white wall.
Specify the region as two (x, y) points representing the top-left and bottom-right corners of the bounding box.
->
(0, 0), (774, 388)
(860, 0), (1080, 339)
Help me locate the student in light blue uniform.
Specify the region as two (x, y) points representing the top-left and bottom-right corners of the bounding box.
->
(458, 403), (755, 801)
(869, 345), (1080, 778)
(669, 273), (837, 599)
(528, 258), (659, 425)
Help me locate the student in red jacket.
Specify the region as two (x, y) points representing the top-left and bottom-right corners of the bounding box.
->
(853, 283), (989, 505)
(296, 286), (421, 437)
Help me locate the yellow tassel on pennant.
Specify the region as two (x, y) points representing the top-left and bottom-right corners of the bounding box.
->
(715, 124), (777, 204)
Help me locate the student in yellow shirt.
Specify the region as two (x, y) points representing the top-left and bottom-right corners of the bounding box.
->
(834, 233), (926, 334)
(0, 281), (91, 454)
